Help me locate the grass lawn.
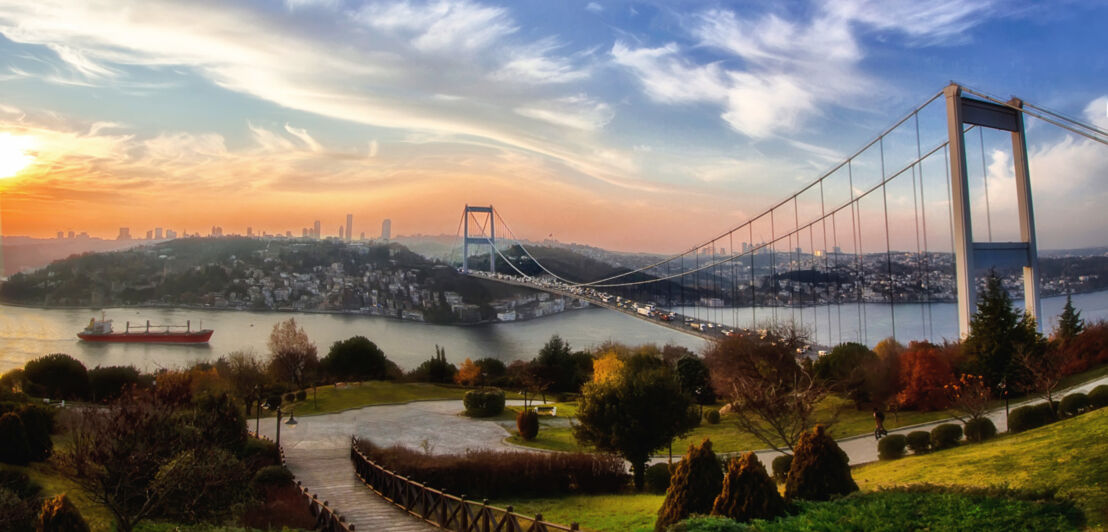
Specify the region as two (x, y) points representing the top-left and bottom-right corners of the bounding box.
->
(265, 381), (471, 416)
(854, 406), (1108, 528)
(2, 461), (116, 532)
(495, 493), (663, 532)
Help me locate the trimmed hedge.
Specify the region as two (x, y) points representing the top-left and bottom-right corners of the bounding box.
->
(463, 390), (505, 417)
(784, 425), (857, 502)
(711, 452), (786, 523)
(645, 462), (672, 494)
(356, 439), (628, 498)
(1059, 393), (1089, 417)
(1089, 385), (1108, 409)
(906, 431), (931, 455)
(877, 434), (907, 460)
(930, 423), (962, 450)
(656, 439), (724, 531)
(771, 455), (792, 483)
(704, 409), (721, 425)
(964, 417), (997, 443)
(1008, 404), (1055, 433)
(516, 409), (539, 440)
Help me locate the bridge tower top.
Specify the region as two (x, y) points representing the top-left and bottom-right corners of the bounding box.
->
(462, 205), (496, 275)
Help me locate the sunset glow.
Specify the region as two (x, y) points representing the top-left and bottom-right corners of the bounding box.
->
(0, 133), (35, 179)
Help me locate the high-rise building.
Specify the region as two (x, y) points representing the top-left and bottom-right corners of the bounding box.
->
(246, 226), (253, 238)
(146, 229), (154, 239)
(56, 231), (64, 239)
(117, 228), (131, 240)
(345, 214), (353, 242)
(67, 231), (75, 239)
(155, 227), (163, 240)
(339, 226), (344, 240)
(166, 229), (177, 239)
(302, 228), (309, 238)
(360, 232), (365, 240)
(381, 218), (391, 241)
(313, 220), (321, 239)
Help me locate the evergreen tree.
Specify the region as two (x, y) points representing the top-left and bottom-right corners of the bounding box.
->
(1055, 295), (1084, 343)
(962, 271), (1044, 393)
(654, 439), (723, 531)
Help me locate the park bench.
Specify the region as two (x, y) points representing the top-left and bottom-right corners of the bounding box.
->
(535, 405), (557, 416)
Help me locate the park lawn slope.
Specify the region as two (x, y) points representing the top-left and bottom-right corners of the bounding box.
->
(2, 461), (116, 532)
(495, 493), (662, 532)
(854, 406), (1108, 527)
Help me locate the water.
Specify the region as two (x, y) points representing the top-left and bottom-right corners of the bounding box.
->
(0, 305), (707, 372)
(3, 290), (1107, 372)
(673, 290), (1108, 347)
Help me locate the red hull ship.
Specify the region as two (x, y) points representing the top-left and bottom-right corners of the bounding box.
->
(77, 317), (213, 344)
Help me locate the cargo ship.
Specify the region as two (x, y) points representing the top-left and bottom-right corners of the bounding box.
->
(77, 317), (214, 344)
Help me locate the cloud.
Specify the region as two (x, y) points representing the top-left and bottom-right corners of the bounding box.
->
(283, 124), (323, 152)
(368, 139), (379, 157)
(586, 2), (603, 13)
(492, 38), (591, 84)
(358, 0), (517, 53)
(514, 95), (613, 131)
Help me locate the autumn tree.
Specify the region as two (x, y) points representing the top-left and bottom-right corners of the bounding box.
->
(591, 351), (625, 385)
(219, 350), (269, 416)
(896, 341), (956, 411)
(267, 318), (318, 390)
(704, 328), (827, 453)
(943, 373), (991, 422)
(454, 358), (481, 386)
(574, 355), (697, 490)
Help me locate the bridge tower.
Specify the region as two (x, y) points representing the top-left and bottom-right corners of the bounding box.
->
(462, 205), (495, 274)
(945, 83), (1041, 337)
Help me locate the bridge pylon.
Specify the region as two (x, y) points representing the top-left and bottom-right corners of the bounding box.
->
(462, 205), (495, 275)
(945, 83), (1041, 337)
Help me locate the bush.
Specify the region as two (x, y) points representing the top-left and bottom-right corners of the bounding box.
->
(906, 431), (931, 454)
(295, 390), (307, 402)
(462, 390), (505, 417)
(13, 404), (55, 462)
(1059, 393), (1089, 417)
(930, 423), (963, 450)
(771, 454), (792, 483)
(0, 469), (41, 500)
(356, 440), (627, 499)
(644, 463), (672, 494)
(711, 452), (786, 523)
(0, 412), (31, 465)
(152, 448), (251, 523)
(516, 409), (539, 440)
(964, 417), (997, 443)
(655, 439), (724, 531)
(252, 465), (295, 490)
(1008, 404), (1054, 433)
(88, 365), (141, 402)
(1089, 385), (1108, 409)
(785, 425), (857, 502)
(240, 438), (280, 469)
(22, 354), (89, 400)
(877, 434), (907, 460)
(36, 494), (89, 532)
(283, 392), (295, 403)
(704, 409), (721, 424)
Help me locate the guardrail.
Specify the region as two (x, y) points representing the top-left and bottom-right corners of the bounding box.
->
(259, 435), (356, 532)
(350, 437), (580, 531)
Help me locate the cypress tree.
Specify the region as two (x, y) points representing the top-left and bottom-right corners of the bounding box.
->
(962, 270), (1044, 393)
(712, 452), (786, 523)
(1056, 294), (1084, 343)
(655, 439), (723, 531)
(784, 425), (857, 501)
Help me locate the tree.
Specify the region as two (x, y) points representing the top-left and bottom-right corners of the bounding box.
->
(962, 271), (1044, 393)
(266, 318), (318, 390)
(943, 373), (991, 422)
(675, 356), (715, 405)
(784, 425), (857, 501)
(711, 452), (786, 523)
(220, 350), (269, 416)
(36, 494), (90, 532)
(408, 345), (456, 383)
(704, 329), (827, 453)
(896, 341), (956, 411)
(532, 335), (592, 393)
(151, 448), (251, 523)
(0, 413), (31, 465)
(1016, 344), (1071, 415)
(813, 342), (879, 407)
(22, 354), (89, 400)
(454, 358), (481, 386)
(321, 336), (390, 382)
(654, 439), (723, 531)
(88, 366), (141, 403)
(1055, 294), (1084, 344)
(573, 360), (696, 491)
(591, 351), (625, 385)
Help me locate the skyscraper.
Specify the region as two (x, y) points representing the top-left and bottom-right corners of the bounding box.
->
(313, 220), (321, 239)
(116, 228), (131, 240)
(345, 214), (353, 242)
(339, 226), (344, 240)
(155, 227), (163, 240)
(381, 218), (391, 241)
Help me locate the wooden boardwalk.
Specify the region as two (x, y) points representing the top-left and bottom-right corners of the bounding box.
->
(283, 445), (436, 532)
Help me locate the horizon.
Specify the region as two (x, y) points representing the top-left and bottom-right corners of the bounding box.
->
(0, 1), (1105, 255)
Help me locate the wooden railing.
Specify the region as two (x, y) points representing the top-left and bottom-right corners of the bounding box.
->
(260, 435), (356, 532)
(350, 437), (580, 532)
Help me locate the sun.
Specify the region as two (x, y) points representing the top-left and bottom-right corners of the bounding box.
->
(0, 132), (37, 178)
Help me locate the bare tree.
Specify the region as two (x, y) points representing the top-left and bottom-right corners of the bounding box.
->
(1016, 345), (1070, 415)
(267, 318), (318, 390)
(704, 327), (830, 454)
(220, 350), (269, 416)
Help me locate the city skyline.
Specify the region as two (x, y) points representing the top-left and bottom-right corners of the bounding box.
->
(0, 1), (1105, 254)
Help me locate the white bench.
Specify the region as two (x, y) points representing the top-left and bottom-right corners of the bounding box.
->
(535, 405), (557, 416)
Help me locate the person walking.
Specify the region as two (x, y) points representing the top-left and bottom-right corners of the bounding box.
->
(873, 407), (888, 440)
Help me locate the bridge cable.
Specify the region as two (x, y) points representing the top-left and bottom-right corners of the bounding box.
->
(880, 136), (897, 341)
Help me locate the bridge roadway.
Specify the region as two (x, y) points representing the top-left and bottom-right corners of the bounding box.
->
(469, 272), (739, 342)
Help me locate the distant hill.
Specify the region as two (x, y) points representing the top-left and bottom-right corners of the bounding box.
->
(1, 236), (147, 277)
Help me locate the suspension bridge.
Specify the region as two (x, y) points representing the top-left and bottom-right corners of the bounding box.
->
(454, 83), (1108, 349)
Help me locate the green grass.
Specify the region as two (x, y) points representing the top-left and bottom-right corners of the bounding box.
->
(854, 406), (1108, 527)
(268, 381), (471, 416)
(494, 493), (663, 532)
(2, 461), (116, 532)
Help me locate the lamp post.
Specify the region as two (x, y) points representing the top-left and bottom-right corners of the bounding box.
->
(1000, 378), (1009, 430)
(253, 385), (261, 437)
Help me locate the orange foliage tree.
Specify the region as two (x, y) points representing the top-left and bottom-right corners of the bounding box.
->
(454, 358), (481, 386)
(896, 341), (956, 411)
(592, 352), (625, 385)
(943, 373), (990, 421)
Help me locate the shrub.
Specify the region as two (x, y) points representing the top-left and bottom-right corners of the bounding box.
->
(283, 392), (296, 403)
(516, 409), (539, 440)
(711, 452), (786, 523)
(295, 390), (307, 402)
(252, 465), (295, 490)
(665, 516), (746, 532)
(14, 404), (55, 462)
(0, 469), (41, 531)
(152, 448), (251, 523)
(906, 431), (931, 454)
(704, 409), (721, 424)
(240, 438), (280, 469)
(644, 463), (672, 494)
(655, 439), (723, 531)
(1089, 385), (1108, 409)
(1008, 404), (1054, 433)
(964, 417), (997, 443)
(22, 354), (89, 400)
(355, 440), (627, 498)
(88, 365), (141, 402)
(463, 390), (505, 417)
(36, 494), (89, 532)
(784, 425), (857, 502)
(877, 434), (907, 460)
(930, 423), (963, 450)
(1059, 393), (1089, 417)
(0, 412), (31, 465)
(771, 454), (792, 483)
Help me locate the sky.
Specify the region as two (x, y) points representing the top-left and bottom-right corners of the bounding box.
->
(0, 0), (1105, 253)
